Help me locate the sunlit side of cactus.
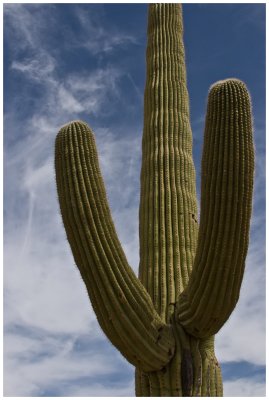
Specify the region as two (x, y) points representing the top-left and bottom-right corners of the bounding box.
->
(55, 4), (254, 396)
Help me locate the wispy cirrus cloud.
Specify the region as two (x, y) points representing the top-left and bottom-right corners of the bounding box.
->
(4, 3), (135, 124)
(11, 54), (56, 82)
(73, 5), (138, 55)
(4, 4), (55, 51)
(4, 324), (134, 396)
(224, 377), (265, 397)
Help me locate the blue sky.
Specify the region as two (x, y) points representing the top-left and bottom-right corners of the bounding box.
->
(4, 2), (265, 397)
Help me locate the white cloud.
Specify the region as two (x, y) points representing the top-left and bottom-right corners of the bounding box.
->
(223, 377), (265, 397)
(4, 4), (46, 50)
(57, 86), (84, 113)
(82, 32), (137, 55)
(4, 243), (94, 334)
(74, 6), (138, 55)
(63, 68), (122, 116)
(10, 62), (122, 119)
(11, 54), (56, 82)
(62, 380), (135, 397)
(5, 4), (126, 121)
(4, 326), (128, 396)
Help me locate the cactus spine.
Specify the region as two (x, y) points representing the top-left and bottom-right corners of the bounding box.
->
(55, 4), (254, 397)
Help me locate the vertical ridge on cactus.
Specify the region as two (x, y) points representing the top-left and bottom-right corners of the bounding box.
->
(55, 3), (254, 396)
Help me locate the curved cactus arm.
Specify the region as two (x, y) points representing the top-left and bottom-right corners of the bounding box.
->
(176, 79), (254, 338)
(55, 121), (175, 372)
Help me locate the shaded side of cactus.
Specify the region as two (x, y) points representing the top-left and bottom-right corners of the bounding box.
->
(54, 3), (254, 396)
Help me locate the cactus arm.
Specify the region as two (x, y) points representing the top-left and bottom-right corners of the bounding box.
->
(139, 4), (199, 323)
(176, 79), (254, 338)
(55, 121), (175, 372)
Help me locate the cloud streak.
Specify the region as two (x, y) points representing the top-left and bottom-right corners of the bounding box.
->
(4, 324), (134, 396)
(73, 5), (138, 55)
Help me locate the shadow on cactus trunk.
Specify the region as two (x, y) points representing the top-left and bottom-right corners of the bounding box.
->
(54, 4), (254, 397)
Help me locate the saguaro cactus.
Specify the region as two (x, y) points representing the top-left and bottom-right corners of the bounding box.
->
(55, 4), (254, 396)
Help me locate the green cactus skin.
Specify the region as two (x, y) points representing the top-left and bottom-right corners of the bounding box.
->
(55, 3), (254, 397)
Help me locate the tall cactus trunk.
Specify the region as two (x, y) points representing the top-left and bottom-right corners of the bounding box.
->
(55, 3), (254, 397)
(136, 4), (220, 396)
(139, 4), (198, 321)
